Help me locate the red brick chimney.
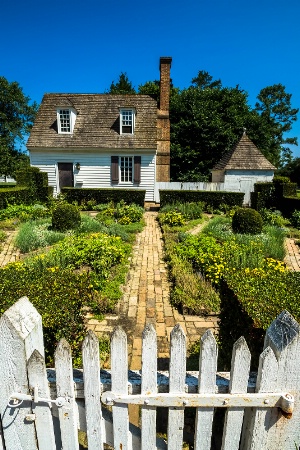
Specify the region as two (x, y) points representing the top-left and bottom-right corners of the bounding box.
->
(156, 56), (172, 183)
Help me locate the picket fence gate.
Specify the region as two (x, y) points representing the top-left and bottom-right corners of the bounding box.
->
(0, 297), (299, 450)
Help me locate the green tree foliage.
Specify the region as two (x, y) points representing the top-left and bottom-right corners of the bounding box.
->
(117, 70), (299, 181)
(279, 157), (300, 185)
(255, 84), (298, 166)
(108, 72), (136, 94)
(0, 76), (37, 177)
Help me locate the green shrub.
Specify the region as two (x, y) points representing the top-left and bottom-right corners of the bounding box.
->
(159, 211), (186, 227)
(15, 219), (66, 253)
(290, 210), (300, 229)
(160, 202), (204, 220)
(52, 203), (81, 231)
(0, 203), (49, 222)
(62, 187), (146, 207)
(272, 175), (291, 184)
(232, 208), (263, 234)
(0, 263), (96, 365)
(259, 208), (287, 227)
(159, 190), (244, 208)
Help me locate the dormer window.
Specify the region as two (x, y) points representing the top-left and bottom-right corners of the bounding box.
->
(120, 109), (135, 134)
(57, 108), (77, 134)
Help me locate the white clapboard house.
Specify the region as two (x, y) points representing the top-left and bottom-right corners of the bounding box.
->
(27, 57), (172, 202)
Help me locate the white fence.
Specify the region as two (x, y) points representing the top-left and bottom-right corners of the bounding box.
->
(155, 182), (249, 205)
(0, 297), (299, 449)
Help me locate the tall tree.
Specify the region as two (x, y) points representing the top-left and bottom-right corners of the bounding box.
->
(0, 76), (37, 178)
(255, 84), (298, 166)
(108, 72), (136, 94)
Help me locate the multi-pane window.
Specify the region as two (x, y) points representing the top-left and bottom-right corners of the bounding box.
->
(120, 109), (134, 134)
(120, 156), (133, 182)
(58, 109), (71, 133)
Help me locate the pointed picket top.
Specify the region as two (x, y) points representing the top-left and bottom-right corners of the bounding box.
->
(111, 325), (127, 343)
(55, 337), (72, 360)
(1, 296), (41, 340)
(264, 310), (300, 358)
(170, 323), (186, 340)
(256, 346), (278, 392)
(142, 322), (156, 340)
(82, 330), (101, 360)
(229, 336), (251, 392)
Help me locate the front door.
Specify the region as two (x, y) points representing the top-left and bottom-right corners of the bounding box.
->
(58, 163), (74, 191)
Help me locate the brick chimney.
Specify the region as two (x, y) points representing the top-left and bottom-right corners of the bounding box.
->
(156, 56), (172, 183)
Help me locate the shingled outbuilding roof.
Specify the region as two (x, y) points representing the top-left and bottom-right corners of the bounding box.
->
(27, 93), (158, 150)
(212, 133), (276, 171)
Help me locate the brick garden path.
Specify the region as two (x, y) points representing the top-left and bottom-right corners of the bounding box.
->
(0, 216), (298, 370)
(87, 212), (219, 370)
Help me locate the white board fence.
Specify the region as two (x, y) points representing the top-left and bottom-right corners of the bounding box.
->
(0, 297), (299, 449)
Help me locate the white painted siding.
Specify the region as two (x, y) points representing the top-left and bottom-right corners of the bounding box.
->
(30, 150), (156, 201)
(224, 170), (274, 204)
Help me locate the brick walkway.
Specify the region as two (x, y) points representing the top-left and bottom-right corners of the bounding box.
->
(284, 238), (300, 271)
(87, 212), (219, 370)
(0, 231), (20, 266)
(0, 217), (299, 369)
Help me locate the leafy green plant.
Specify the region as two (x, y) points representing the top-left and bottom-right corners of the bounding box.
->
(159, 211), (186, 227)
(232, 208), (263, 234)
(52, 202), (81, 231)
(0, 203), (49, 222)
(290, 210), (300, 229)
(259, 208), (287, 227)
(15, 219), (66, 253)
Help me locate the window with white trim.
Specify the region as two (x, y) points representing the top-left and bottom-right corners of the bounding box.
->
(120, 109), (135, 134)
(57, 108), (77, 134)
(120, 156), (133, 182)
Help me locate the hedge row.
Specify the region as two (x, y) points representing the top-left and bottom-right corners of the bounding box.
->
(62, 188), (146, 207)
(218, 270), (300, 370)
(159, 190), (244, 208)
(251, 181), (300, 217)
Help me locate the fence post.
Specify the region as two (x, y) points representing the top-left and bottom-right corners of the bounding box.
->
(0, 297), (44, 450)
(243, 310), (300, 449)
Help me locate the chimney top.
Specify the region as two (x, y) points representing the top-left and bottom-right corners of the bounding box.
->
(160, 57), (172, 69)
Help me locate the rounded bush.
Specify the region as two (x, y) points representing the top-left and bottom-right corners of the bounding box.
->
(52, 203), (81, 231)
(232, 208), (263, 235)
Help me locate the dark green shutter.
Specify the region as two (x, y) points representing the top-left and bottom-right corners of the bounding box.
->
(134, 156), (141, 184)
(111, 156), (119, 183)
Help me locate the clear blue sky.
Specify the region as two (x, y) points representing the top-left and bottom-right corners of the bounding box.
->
(1, 0), (300, 156)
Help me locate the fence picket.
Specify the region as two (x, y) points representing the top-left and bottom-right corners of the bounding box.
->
(241, 346), (278, 449)
(82, 330), (104, 450)
(251, 311), (300, 449)
(111, 326), (130, 449)
(194, 330), (217, 450)
(141, 324), (157, 450)
(221, 337), (251, 450)
(167, 324), (186, 450)
(27, 349), (56, 450)
(0, 297), (42, 450)
(55, 338), (79, 450)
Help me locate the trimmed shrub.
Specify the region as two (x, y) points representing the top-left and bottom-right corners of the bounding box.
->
(232, 208), (263, 234)
(159, 190), (244, 208)
(15, 166), (50, 203)
(62, 188), (146, 207)
(290, 210), (300, 229)
(0, 187), (30, 209)
(52, 203), (81, 231)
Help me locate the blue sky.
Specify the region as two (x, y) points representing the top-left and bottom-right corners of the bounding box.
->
(1, 0), (300, 156)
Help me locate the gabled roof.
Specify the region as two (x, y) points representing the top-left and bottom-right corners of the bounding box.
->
(27, 93), (158, 150)
(212, 133), (276, 171)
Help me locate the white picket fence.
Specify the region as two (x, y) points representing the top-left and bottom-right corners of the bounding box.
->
(0, 297), (299, 449)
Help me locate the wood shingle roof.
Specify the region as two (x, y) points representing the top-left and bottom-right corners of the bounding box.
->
(212, 133), (276, 171)
(27, 94), (158, 150)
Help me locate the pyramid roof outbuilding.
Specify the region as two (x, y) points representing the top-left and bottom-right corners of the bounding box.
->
(212, 133), (276, 171)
